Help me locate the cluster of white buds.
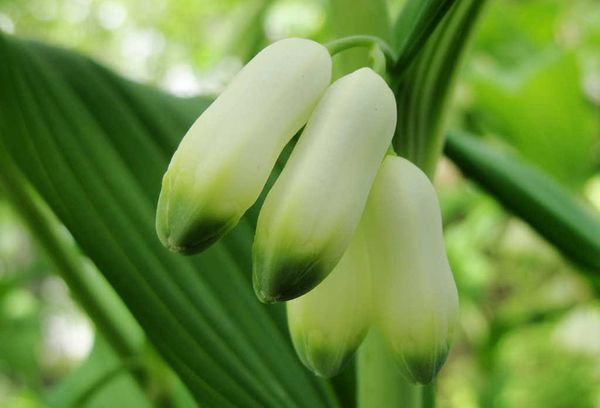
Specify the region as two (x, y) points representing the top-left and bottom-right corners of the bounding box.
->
(156, 38), (459, 384)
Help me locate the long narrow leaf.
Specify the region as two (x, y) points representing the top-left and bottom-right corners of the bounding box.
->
(393, 0), (487, 176)
(445, 131), (600, 288)
(392, 0), (457, 76)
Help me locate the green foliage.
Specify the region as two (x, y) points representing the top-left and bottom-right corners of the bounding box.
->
(0, 33), (336, 407)
(393, 0), (487, 175)
(47, 337), (152, 408)
(470, 52), (597, 187)
(392, 0), (456, 74)
(464, 0), (600, 187)
(0, 0), (599, 407)
(0, 287), (42, 389)
(445, 131), (600, 286)
(491, 322), (599, 408)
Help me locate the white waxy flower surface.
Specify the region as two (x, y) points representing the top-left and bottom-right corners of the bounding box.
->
(363, 156), (459, 384)
(253, 67), (397, 302)
(287, 225), (370, 378)
(156, 38), (332, 254)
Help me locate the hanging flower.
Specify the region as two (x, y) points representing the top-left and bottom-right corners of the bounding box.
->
(286, 224), (371, 377)
(362, 155), (459, 384)
(155, 34), (459, 385)
(252, 67), (396, 302)
(156, 38), (332, 254)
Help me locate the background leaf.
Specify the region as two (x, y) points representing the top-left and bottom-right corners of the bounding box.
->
(469, 51), (598, 188)
(0, 33), (337, 407)
(393, 0), (487, 175)
(46, 337), (151, 408)
(445, 130), (600, 289)
(392, 0), (456, 75)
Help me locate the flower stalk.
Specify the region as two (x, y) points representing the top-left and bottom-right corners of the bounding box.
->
(325, 35), (397, 69)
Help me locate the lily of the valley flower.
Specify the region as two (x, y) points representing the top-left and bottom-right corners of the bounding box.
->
(156, 38), (332, 254)
(253, 68), (396, 302)
(362, 156), (459, 384)
(287, 225), (370, 377)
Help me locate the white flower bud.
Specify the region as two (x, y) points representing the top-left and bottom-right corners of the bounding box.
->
(363, 156), (459, 384)
(253, 68), (396, 302)
(156, 38), (332, 254)
(287, 226), (370, 377)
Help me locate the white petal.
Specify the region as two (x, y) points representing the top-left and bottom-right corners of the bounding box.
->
(156, 38), (332, 253)
(287, 225), (371, 377)
(253, 68), (396, 302)
(364, 156), (459, 384)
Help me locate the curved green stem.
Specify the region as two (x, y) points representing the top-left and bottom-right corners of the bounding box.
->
(325, 35), (397, 68)
(369, 45), (387, 77)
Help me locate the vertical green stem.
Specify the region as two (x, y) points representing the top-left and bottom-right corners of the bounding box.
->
(357, 330), (422, 408)
(422, 383), (436, 408)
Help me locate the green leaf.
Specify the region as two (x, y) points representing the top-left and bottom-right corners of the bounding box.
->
(393, 0), (487, 175)
(445, 130), (600, 289)
(392, 0), (456, 75)
(469, 51), (598, 188)
(0, 33), (337, 407)
(0, 145), (145, 362)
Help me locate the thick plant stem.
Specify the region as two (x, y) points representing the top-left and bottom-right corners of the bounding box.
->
(357, 330), (422, 408)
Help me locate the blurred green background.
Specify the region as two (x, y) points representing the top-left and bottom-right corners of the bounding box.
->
(0, 0), (599, 407)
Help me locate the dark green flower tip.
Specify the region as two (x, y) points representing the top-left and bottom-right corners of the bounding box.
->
(252, 252), (327, 303)
(154, 39), (333, 257)
(156, 216), (232, 255)
(293, 342), (355, 378)
(397, 345), (449, 385)
(285, 227), (371, 377)
(156, 190), (238, 255)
